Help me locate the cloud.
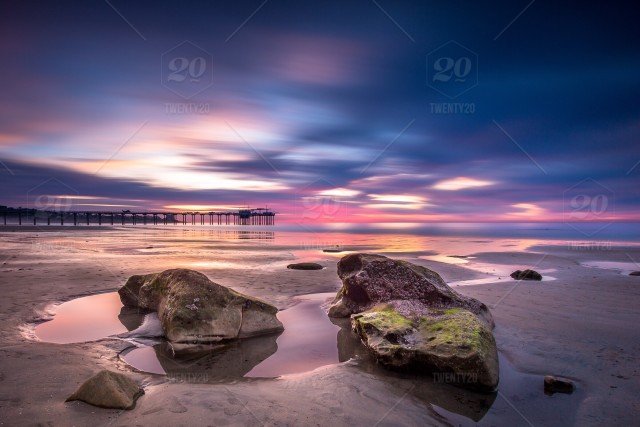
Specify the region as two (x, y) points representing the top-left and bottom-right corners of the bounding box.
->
(432, 177), (495, 191)
(318, 188), (361, 198)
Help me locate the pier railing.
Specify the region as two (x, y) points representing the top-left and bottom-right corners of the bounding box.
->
(0, 208), (276, 226)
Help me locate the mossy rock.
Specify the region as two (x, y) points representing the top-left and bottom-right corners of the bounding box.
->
(118, 269), (283, 344)
(353, 305), (499, 391)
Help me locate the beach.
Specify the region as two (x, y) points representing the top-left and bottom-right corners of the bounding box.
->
(0, 226), (638, 426)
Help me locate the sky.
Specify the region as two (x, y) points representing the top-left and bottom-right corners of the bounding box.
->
(1, 1), (639, 223)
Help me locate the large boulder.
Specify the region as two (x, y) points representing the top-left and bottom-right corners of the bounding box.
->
(353, 304), (499, 391)
(66, 370), (143, 410)
(328, 254), (499, 391)
(328, 254), (493, 327)
(118, 269), (283, 344)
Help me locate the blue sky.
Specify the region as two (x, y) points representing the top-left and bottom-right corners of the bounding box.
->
(1, 1), (638, 222)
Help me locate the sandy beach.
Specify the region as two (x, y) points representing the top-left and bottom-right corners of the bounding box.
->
(0, 226), (639, 426)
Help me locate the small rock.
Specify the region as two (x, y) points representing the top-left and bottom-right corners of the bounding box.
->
(323, 248), (343, 253)
(66, 370), (143, 409)
(287, 262), (323, 270)
(629, 271), (640, 276)
(510, 269), (542, 281)
(544, 375), (574, 394)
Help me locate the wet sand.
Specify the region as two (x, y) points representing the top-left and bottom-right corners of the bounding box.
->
(0, 227), (638, 425)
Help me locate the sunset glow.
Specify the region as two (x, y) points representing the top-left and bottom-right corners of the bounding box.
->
(0, 2), (637, 224)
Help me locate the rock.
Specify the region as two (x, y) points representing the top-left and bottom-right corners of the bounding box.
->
(287, 262), (324, 270)
(629, 271), (640, 276)
(544, 375), (575, 394)
(510, 269), (542, 281)
(118, 269), (284, 344)
(328, 254), (498, 391)
(328, 253), (494, 327)
(352, 304), (499, 391)
(323, 248), (343, 253)
(117, 312), (164, 339)
(66, 370), (143, 410)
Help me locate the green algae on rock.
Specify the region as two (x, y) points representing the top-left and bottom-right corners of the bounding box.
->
(329, 253), (499, 391)
(353, 305), (499, 391)
(118, 269), (283, 344)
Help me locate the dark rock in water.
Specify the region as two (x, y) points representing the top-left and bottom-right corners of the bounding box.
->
(328, 253), (499, 391)
(510, 269), (542, 281)
(118, 269), (283, 344)
(328, 253), (494, 327)
(286, 262), (324, 270)
(323, 248), (343, 253)
(629, 271), (640, 276)
(66, 370), (143, 410)
(544, 375), (575, 394)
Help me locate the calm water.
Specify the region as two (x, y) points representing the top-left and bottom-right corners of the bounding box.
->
(35, 291), (344, 379)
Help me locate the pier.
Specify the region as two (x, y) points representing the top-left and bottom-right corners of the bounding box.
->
(0, 207), (276, 226)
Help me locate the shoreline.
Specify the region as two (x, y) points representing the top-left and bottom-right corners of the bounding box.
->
(0, 229), (638, 425)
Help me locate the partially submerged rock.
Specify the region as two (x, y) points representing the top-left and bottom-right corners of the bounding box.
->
(328, 253), (499, 391)
(328, 253), (493, 326)
(287, 262), (324, 270)
(353, 305), (499, 391)
(544, 375), (575, 394)
(510, 269), (542, 281)
(629, 271), (640, 276)
(66, 370), (143, 410)
(118, 269), (283, 344)
(323, 247), (343, 253)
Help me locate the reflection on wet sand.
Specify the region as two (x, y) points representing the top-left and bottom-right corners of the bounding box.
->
(122, 334), (280, 381)
(331, 316), (496, 422)
(117, 306), (146, 331)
